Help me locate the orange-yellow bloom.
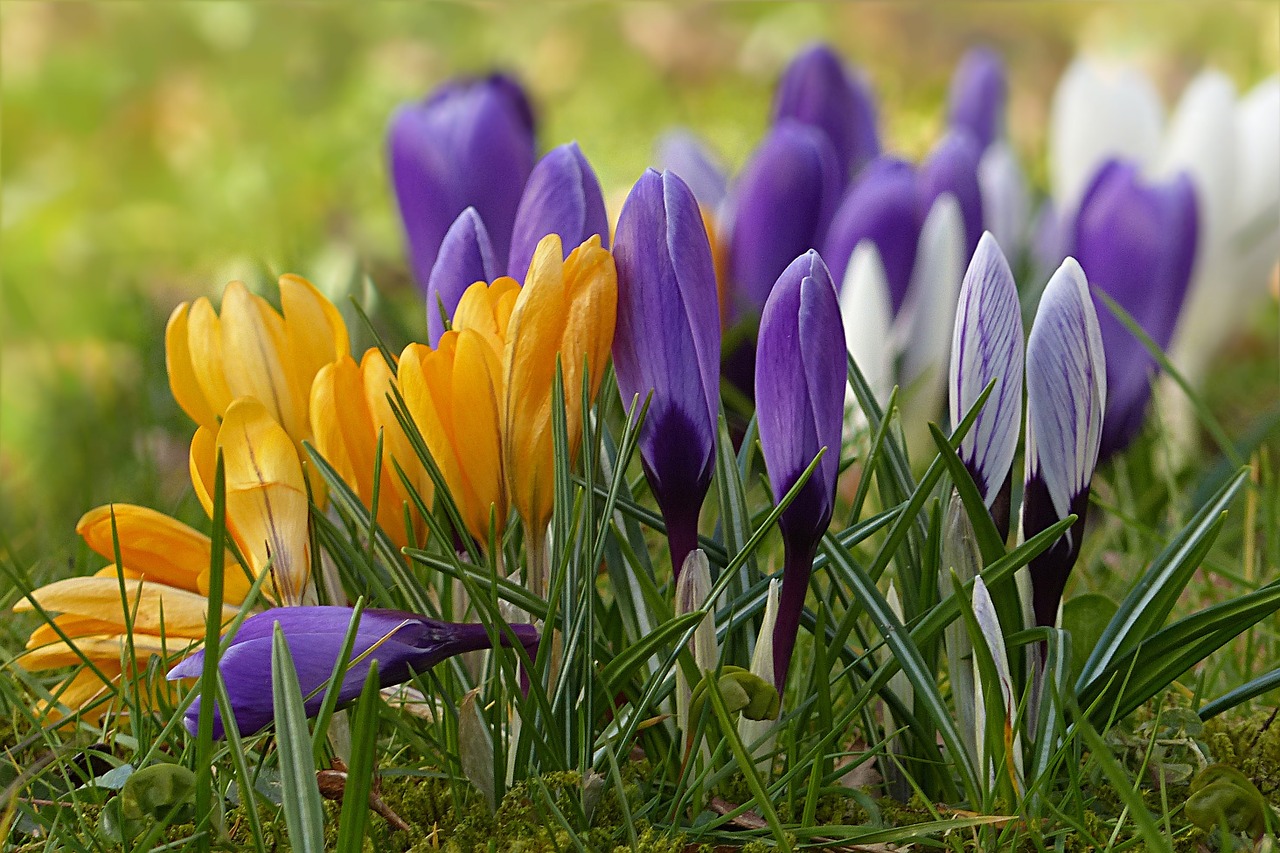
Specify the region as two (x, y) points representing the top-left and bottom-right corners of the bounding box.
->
(503, 234), (617, 537)
(310, 349), (433, 549)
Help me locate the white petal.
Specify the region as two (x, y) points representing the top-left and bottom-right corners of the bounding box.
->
(840, 239), (895, 419)
(1025, 257), (1106, 521)
(899, 194), (965, 395)
(1049, 57), (1164, 215)
(950, 232), (1024, 507)
(978, 141), (1030, 258)
(675, 549), (716, 738)
(739, 579), (780, 766)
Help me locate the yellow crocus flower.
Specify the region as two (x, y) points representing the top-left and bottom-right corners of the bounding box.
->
(12, 396), (314, 724)
(310, 349), (433, 549)
(503, 234), (617, 541)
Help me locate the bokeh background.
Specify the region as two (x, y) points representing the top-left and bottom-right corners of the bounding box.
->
(2, 1), (1277, 578)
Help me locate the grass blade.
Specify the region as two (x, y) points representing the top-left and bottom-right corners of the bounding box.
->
(271, 624), (326, 853)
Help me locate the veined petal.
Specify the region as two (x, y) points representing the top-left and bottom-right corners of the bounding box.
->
(14, 577), (237, 640)
(77, 505), (211, 594)
(186, 296), (234, 417)
(279, 274), (350, 404)
(949, 232), (1024, 532)
(165, 303), (219, 430)
(840, 240), (895, 419)
(217, 398), (311, 605)
(220, 282), (305, 441)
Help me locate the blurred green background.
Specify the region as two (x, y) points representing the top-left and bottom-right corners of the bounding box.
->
(2, 1), (1277, 577)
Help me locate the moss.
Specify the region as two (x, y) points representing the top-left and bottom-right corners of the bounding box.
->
(1203, 710), (1280, 807)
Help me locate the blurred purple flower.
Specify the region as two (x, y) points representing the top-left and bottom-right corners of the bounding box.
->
(948, 47), (1007, 153)
(507, 142), (609, 280)
(1022, 258), (1106, 628)
(425, 208), (499, 345)
(613, 170), (721, 575)
(755, 250), (846, 691)
(918, 130), (986, 258)
(655, 130), (729, 211)
(949, 232), (1024, 539)
(773, 43), (881, 179)
(1073, 160), (1198, 459)
(389, 73), (536, 288)
(169, 606), (537, 739)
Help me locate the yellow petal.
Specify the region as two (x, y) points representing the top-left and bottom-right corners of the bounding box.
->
(36, 663), (125, 723)
(452, 329), (506, 541)
(93, 565), (143, 580)
(453, 277), (521, 353)
(186, 296), (235, 417)
(13, 577), (236, 640)
(27, 614), (127, 647)
(280, 273), (350, 412)
(217, 397), (311, 605)
(364, 349), (432, 541)
(310, 356), (372, 498)
(17, 633), (182, 671)
(219, 282), (305, 441)
(77, 505), (211, 594)
(560, 234), (618, 447)
(190, 425), (217, 519)
(165, 303), (219, 430)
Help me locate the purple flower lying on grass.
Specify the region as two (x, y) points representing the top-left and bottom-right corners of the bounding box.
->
(1073, 159), (1198, 460)
(612, 170), (721, 576)
(168, 607), (538, 739)
(1022, 258), (1107, 628)
(755, 251), (846, 692)
(507, 141), (610, 280)
(389, 73), (536, 288)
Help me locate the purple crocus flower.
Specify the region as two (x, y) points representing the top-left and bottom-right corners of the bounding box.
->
(1073, 160), (1199, 460)
(506, 142), (609, 280)
(822, 156), (921, 314)
(772, 43), (881, 180)
(949, 232), (1024, 539)
(755, 251), (846, 692)
(168, 607), (538, 739)
(918, 130), (985, 259)
(948, 47), (1007, 153)
(613, 170), (721, 576)
(389, 73), (536, 288)
(425, 208), (499, 345)
(655, 130), (729, 211)
(1022, 258), (1106, 628)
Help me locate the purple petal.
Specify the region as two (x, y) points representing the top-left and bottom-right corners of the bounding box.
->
(949, 232), (1024, 537)
(425, 208), (498, 345)
(655, 130), (729, 211)
(822, 156), (921, 315)
(389, 74), (536, 287)
(1073, 160), (1199, 459)
(1023, 257), (1106, 627)
(918, 130), (985, 258)
(724, 122), (842, 323)
(612, 170), (721, 573)
(169, 607), (537, 739)
(773, 43), (881, 179)
(948, 47), (1007, 152)
(507, 142), (609, 280)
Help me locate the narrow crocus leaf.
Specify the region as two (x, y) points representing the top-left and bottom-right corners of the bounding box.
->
(507, 142), (610, 280)
(755, 250), (846, 691)
(918, 129), (985, 257)
(425, 208), (498, 346)
(1073, 160), (1198, 459)
(1022, 257), (1106, 628)
(1049, 57), (1164, 215)
(948, 47), (1007, 152)
(949, 231), (1024, 538)
(978, 141), (1029, 259)
(169, 606), (538, 738)
(772, 42), (880, 179)
(389, 73), (535, 285)
(655, 130), (729, 210)
(822, 156), (921, 315)
(839, 241), (895, 423)
(612, 169), (721, 572)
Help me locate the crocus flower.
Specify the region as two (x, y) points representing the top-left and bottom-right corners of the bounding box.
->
(755, 251), (846, 691)
(13, 398), (312, 722)
(822, 157), (921, 314)
(168, 607), (539, 739)
(506, 142), (610, 281)
(772, 43), (880, 179)
(949, 232), (1024, 538)
(1022, 257), (1106, 628)
(1072, 160), (1197, 459)
(612, 170), (720, 574)
(424, 208), (499, 346)
(389, 73), (536, 285)
(947, 47), (1006, 153)
(310, 349), (434, 549)
(399, 280), (517, 547)
(839, 241), (895, 419)
(503, 235), (618, 589)
(166, 275), (350, 496)
(918, 130), (985, 258)
(655, 129), (729, 211)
